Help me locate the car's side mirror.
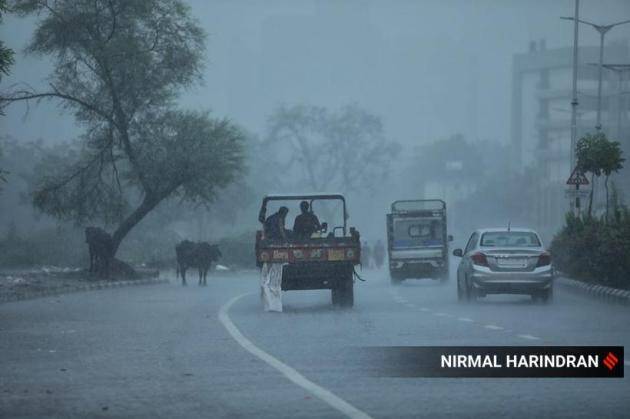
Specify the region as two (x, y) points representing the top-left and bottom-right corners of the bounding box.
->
(321, 222), (328, 233)
(452, 248), (463, 257)
(448, 234), (454, 242)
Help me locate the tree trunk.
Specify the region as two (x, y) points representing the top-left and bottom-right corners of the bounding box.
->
(588, 173), (595, 217)
(111, 195), (160, 256)
(605, 175), (609, 222)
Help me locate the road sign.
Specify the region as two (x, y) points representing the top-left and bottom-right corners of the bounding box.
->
(565, 189), (590, 199)
(566, 167), (589, 185)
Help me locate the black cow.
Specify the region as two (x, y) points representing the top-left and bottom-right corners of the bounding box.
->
(175, 241), (222, 286)
(85, 227), (114, 276)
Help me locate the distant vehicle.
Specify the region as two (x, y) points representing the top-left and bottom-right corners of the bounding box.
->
(255, 194), (361, 307)
(452, 228), (554, 303)
(386, 200), (452, 284)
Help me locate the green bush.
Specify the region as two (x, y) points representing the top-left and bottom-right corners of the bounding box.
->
(129, 229), (256, 270)
(0, 226), (87, 268)
(550, 210), (630, 289)
(0, 226), (258, 271)
(216, 231), (256, 269)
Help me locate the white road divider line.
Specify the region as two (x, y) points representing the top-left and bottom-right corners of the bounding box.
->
(516, 334), (541, 340)
(433, 312), (450, 317)
(484, 325), (503, 330)
(420, 307), (431, 312)
(458, 317), (474, 322)
(219, 293), (373, 419)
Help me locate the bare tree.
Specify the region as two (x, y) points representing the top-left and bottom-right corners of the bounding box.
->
(265, 103), (399, 195)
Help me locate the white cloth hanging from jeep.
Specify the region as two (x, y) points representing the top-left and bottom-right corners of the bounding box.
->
(260, 262), (284, 312)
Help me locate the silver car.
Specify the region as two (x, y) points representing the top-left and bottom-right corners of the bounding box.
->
(453, 228), (554, 303)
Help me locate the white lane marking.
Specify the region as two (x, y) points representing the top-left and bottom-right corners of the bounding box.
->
(484, 325), (503, 330)
(218, 293), (373, 419)
(516, 334), (541, 341)
(433, 312), (450, 317)
(404, 303), (416, 308)
(419, 307), (431, 312)
(458, 317), (474, 323)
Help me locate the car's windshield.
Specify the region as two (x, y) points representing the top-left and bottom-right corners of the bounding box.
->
(393, 218), (443, 247)
(480, 231), (541, 247)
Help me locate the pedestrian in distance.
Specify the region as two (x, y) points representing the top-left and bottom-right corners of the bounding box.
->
(361, 241), (372, 269)
(373, 239), (385, 269)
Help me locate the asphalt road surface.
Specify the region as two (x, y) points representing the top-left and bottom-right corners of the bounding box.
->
(1, 268), (629, 419)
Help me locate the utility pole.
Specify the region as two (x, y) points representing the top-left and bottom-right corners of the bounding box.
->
(562, 0), (581, 215)
(569, 0), (580, 170)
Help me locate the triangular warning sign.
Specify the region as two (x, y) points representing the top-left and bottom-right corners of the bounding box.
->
(566, 167), (589, 185)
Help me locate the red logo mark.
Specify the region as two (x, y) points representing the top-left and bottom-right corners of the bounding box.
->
(602, 352), (619, 371)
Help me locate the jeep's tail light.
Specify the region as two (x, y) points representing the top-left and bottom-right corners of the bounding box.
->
(536, 252), (551, 267)
(471, 252), (489, 267)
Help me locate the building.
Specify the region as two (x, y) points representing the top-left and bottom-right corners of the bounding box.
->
(511, 39), (630, 234)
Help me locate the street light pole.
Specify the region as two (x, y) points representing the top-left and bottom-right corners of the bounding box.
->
(570, 0), (580, 170)
(561, 16), (630, 132)
(595, 26), (610, 130)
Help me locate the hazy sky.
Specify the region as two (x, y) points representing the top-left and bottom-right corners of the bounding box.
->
(2, 0), (630, 150)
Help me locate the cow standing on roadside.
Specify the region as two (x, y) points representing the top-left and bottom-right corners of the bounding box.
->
(175, 241), (222, 286)
(175, 240), (195, 285)
(197, 242), (222, 286)
(85, 227), (114, 276)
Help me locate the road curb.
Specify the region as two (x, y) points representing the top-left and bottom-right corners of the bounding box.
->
(0, 277), (170, 304)
(557, 276), (630, 306)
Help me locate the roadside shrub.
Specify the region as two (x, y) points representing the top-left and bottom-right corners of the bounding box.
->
(550, 209), (630, 289)
(118, 227), (182, 269)
(132, 230), (256, 270)
(0, 226), (87, 268)
(0, 223), (257, 271)
(216, 231), (256, 269)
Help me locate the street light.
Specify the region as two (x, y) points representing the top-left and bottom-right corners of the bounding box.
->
(561, 16), (630, 131)
(600, 64), (630, 139)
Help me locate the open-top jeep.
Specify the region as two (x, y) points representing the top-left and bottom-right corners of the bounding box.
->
(255, 194), (361, 307)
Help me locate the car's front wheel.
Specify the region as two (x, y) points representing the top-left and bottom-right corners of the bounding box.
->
(464, 277), (477, 302)
(457, 279), (464, 301)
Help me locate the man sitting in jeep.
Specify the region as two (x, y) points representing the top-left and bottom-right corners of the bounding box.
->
(292, 200), (321, 240)
(264, 206), (289, 242)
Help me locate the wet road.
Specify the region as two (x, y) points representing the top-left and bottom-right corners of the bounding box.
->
(1, 268), (629, 418)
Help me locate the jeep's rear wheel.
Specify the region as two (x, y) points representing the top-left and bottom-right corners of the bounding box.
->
(331, 287), (339, 305)
(333, 279), (354, 308)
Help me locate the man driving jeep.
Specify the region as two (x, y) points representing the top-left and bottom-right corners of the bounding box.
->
(292, 201), (322, 239)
